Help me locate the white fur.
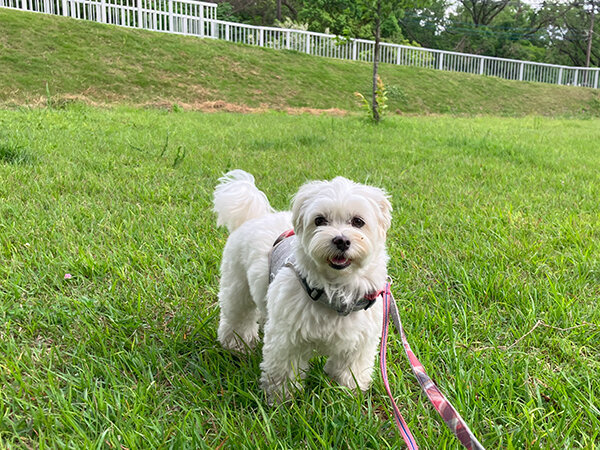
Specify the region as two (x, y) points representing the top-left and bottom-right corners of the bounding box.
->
(213, 170), (392, 402)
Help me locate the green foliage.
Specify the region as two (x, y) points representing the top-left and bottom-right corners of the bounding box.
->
(354, 76), (389, 121)
(386, 83), (407, 103)
(274, 17), (309, 31)
(298, 0), (374, 39)
(375, 75), (388, 116)
(545, 2), (600, 67)
(45, 81), (53, 109)
(296, 0), (425, 42)
(353, 91), (371, 116)
(216, 2), (240, 22)
(400, 0), (599, 67)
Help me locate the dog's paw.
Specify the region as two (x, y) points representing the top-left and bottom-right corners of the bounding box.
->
(262, 383), (299, 406)
(261, 375), (303, 405)
(324, 361), (373, 392)
(218, 331), (259, 354)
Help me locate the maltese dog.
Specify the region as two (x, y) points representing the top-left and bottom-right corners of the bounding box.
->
(213, 170), (392, 402)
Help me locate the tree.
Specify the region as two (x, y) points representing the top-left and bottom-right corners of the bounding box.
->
(214, 0), (299, 25)
(585, 0), (596, 67)
(399, 0), (586, 65)
(358, 0), (425, 121)
(459, 0), (511, 27)
(298, 0), (379, 40)
(545, 0), (599, 67)
(371, 0), (384, 121)
(398, 0), (452, 50)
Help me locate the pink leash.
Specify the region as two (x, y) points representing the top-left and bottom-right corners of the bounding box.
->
(379, 281), (485, 450)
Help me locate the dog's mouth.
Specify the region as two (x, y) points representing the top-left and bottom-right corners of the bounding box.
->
(328, 256), (352, 270)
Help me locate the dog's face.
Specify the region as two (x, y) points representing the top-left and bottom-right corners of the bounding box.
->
(292, 177), (392, 277)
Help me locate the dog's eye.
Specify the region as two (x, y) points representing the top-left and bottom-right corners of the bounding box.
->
(314, 216), (328, 226)
(351, 217), (365, 228)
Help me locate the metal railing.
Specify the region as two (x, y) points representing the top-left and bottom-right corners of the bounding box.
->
(1, 0), (598, 89)
(0, 0), (217, 34)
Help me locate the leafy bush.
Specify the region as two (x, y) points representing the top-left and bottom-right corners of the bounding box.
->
(354, 75), (388, 121)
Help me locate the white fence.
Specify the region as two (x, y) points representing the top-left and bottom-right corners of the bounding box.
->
(0, 0), (217, 35)
(2, 0), (599, 89)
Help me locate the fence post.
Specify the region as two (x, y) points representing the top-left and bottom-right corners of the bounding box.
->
(286, 30), (290, 50)
(259, 27), (264, 47)
(305, 33), (310, 54)
(136, 0), (141, 27)
(479, 57), (484, 75)
(573, 69), (578, 86)
(595, 69), (599, 89)
(100, 0), (106, 22)
(211, 20), (216, 38)
(199, 3), (204, 37)
(61, 0), (67, 15)
(519, 62), (524, 81)
(167, 0), (173, 32)
(225, 23), (229, 41)
(558, 67), (563, 85)
(352, 40), (357, 60)
(438, 52), (444, 70)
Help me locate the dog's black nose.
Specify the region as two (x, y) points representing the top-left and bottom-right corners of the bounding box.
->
(332, 236), (351, 251)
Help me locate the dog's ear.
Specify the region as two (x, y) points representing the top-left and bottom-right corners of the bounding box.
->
(291, 180), (324, 234)
(367, 186), (392, 235)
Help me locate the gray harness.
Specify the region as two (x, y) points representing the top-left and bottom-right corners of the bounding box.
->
(268, 232), (380, 316)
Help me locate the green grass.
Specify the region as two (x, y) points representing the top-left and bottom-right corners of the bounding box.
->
(0, 105), (598, 448)
(2, 8), (600, 116)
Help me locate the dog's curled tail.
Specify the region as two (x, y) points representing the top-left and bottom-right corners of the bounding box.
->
(213, 170), (275, 233)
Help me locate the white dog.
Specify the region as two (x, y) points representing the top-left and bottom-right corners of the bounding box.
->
(213, 170), (392, 402)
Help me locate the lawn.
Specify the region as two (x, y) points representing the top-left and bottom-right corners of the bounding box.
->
(0, 105), (599, 448)
(2, 8), (600, 117)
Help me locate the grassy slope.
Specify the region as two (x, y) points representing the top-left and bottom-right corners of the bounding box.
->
(0, 106), (599, 448)
(1, 8), (600, 116)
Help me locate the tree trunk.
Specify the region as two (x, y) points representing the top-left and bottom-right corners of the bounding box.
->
(585, 0), (595, 68)
(276, 0), (282, 21)
(372, 0), (381, 122)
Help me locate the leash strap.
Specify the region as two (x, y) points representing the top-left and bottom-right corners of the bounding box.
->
(380, 287), (419, 450)
(381, 283), (485, 450)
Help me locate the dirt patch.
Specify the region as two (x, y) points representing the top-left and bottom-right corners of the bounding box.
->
(154, 100), (349, 116)
(148, 100), (268, 113)
(285, 107), (348, 116)
(0, 93), (351, 116)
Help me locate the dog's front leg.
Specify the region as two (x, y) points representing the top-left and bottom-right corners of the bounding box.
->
(324, 333), (380, 392)
(260, 328), (311, 404)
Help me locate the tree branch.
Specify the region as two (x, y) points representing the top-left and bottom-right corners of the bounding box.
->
(281, 0), (297, 18)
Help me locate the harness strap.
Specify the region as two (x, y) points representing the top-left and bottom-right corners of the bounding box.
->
(273, 229), (295, 246)
(381, 283), (485, 450)
(285, 263), (379, 313)
(270, 230), (380, 314)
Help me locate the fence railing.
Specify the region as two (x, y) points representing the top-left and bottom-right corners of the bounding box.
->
(0, 0), (217, 34)
(2, 0), (599, 89)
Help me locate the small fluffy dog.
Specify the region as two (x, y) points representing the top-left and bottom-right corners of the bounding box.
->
(213, 170), (392, 401)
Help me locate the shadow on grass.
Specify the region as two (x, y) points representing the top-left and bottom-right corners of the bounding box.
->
(175, 314), (342, 414)
(0, 142), (33, 165)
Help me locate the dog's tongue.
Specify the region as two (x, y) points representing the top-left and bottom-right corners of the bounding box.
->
(331, 256), (349, 265)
